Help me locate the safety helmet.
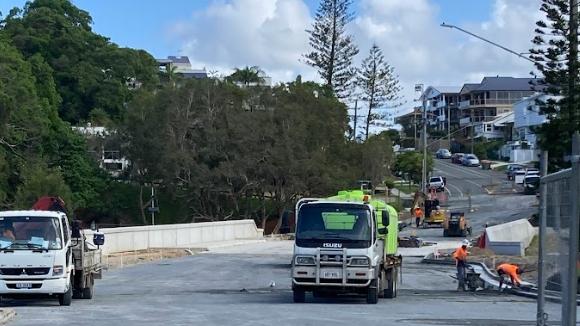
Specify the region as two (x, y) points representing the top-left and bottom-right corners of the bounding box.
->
(462, 239), (470, 246)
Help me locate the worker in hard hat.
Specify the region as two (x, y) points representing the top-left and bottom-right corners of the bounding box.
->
(497, 263), (522, 290)
(452, 239), (470, 291)
(414, 206), (423, 228)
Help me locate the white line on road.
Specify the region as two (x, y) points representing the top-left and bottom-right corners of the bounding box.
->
(446, 184), (464, 198)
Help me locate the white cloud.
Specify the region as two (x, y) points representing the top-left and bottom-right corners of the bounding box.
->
(168, 0), (543, 115)
(167, 0), (317, 82)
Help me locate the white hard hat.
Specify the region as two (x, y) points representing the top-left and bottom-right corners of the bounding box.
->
(462, 239), (470, 246)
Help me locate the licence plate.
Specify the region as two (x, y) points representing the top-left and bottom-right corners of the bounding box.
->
(15, 283), (32, 289)
(321, 270), (341, 279)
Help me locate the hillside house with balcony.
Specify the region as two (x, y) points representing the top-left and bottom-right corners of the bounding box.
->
(458, 77), (544, 140)
(421, 86), (462, 132)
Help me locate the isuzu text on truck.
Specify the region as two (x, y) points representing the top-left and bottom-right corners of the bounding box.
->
(0, 197), (104, 306)
(291, 190), (402, 304)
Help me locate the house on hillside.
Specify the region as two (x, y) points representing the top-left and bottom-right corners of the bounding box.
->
(420, 86), (462, 132)
(458, 76), (545, 141)
(156, 56), (208, 79)
(499, 93), (557, 163)
(73, 124), (129, 178)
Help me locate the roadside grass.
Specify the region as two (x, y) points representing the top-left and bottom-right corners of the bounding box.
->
(395, 184), (419, 194)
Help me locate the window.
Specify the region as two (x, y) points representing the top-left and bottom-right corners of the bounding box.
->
(61, 217), (69, 244)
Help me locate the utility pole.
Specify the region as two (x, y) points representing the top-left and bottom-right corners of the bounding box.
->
(570, 0), (579, 129)
(447, 98), (452, 149)
(353, 99), (358, 141)
(150, 185), (156, 226)
(470, 107), (475, 154)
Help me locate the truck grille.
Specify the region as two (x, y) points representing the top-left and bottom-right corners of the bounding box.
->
(0, 268), (50, 276)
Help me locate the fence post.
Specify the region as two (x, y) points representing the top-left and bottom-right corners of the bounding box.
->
(564, 132), (580, 326)
(537, 151), (548, 326)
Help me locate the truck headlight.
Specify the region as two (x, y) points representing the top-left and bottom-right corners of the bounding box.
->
(52, 265), (64, 276)
(295, 256), (315, 266)
(349, 257), (370, 266)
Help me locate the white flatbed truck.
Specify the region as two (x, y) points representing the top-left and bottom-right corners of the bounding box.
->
(0, 210), (104, 306)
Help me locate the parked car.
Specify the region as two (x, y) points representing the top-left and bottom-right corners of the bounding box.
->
(525, 168), (540, 176)
(462, 154), (480, 167)
(427, 176), (446, 192)
(451, 153), (465, 164)
(436, 149), (452, 159)
(523, 174), (540, 195)
(506, 164), (524, 180)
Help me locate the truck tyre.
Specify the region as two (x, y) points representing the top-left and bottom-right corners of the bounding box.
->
(82, 285), (93, 299)
(82, 275), (94, 299)
(443, 229), (449, 237)
(385, 269), (397, 299)
(366, 279), (379, 304)
(293, 289), (305, 303)
(59, 280), (73, 306)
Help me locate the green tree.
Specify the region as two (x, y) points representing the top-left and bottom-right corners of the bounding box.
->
(393, 151), (433, 184)
(228, 66), (265, 86)
(14, 162), (72, 211)
(357, 44), (401, 140)
(530, 0), (579, 169)
(304, 0), (359, 99)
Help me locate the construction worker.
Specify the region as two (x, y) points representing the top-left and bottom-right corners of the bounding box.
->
(497, 263), (522, 290)
(414, 206), (423, 228)
(453, 239), (470, 291)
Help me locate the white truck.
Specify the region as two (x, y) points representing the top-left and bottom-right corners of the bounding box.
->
(0, 210), (104, 306)
(291, 191), (401, 304)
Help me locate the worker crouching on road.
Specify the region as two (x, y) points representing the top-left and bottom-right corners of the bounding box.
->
(497, 263), (522, 290)
(453, 239), (470, 291)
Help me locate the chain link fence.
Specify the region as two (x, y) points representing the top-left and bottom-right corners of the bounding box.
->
(537, 133), (580, 326)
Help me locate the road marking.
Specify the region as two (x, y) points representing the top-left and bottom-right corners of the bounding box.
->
(436, 160), (489, 179)
(446, 184), (464, 198)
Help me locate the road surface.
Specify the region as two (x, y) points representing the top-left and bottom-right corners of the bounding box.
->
(4, 241), (572, 326)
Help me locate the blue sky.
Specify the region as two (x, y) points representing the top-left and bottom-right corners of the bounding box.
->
(0, 0), (493, 58)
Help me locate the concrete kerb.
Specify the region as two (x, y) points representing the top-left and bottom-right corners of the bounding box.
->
(0, 309), (15, 325)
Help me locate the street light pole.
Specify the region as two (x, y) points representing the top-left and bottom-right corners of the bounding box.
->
(415, 84), (428, 193)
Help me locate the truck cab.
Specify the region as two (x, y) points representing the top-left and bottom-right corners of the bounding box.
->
(0, 210), (103, 306)
(291, 191), (401, 304)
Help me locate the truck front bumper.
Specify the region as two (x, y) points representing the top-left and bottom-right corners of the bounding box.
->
(0, 277), (69, 295)
(292, 266), (375, 288)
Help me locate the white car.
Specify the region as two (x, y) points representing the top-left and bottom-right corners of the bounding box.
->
(462, 154), (480, 167)
(427, 176), (446, 192)
(436, 149), (452, 159)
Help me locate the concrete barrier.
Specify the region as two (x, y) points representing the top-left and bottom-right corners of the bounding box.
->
(485, 219), (538, 256)
(94, 220), (262, 255)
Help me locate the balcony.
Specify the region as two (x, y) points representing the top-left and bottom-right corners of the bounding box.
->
(459, 117), (471, 126)
(437, 115), (446, 122)
(435, 100), (447, 109)
(459, 98), (521, 110)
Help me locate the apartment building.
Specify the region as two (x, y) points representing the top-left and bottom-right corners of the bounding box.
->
(421, 86), (462, 132)
(458, 77), (543, 140)
(156, 56), (208, 79)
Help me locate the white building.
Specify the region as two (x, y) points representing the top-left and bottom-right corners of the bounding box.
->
(73, 124), (129, 177)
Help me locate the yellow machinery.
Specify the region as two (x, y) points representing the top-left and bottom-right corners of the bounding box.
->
(443, 212), (472, 237)
(422, 199), (445, 227)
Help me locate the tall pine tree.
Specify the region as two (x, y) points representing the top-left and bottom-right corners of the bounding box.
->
(304, 0), (359, 99)
(530, 0), (580, 169)
(357, 44), (401, 140)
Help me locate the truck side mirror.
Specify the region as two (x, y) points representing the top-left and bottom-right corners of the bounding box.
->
(381, 210), (390, 227)
(93, 233), (105, 246)
(377, 227), (388, 235)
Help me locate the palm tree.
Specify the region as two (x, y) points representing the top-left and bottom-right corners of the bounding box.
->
(228, 66), (265, 86)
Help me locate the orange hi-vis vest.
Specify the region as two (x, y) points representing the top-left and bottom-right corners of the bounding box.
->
(497, 263), (522, 284)
(452, 246), (468, 265)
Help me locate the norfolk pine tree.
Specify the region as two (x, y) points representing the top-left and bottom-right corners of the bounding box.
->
(357, 44), (401, 140)
(304, 0), (359, 99)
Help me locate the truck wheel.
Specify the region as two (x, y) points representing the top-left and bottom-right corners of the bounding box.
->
(293, 289), (305, 303)
(82, 284), (94, 299)
(73, 289), (82, 299)
(59, 280), (73, 306)
(378, 270), (387, 298)
(366, 279), (379, 304)
(385, 270), (397, 299)
(443, 229), (449, 237)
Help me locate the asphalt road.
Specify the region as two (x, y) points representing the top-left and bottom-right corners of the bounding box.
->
(401, 158), (538, 242)
(433, 158), (508, 197)
(3, 241), (570, 326)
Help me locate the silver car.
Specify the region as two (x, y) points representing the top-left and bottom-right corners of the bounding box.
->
(462, 154), (480, 167)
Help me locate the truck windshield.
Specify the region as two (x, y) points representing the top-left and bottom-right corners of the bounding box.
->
(0, 216), (63, 250)
(296, 204), (371, 247)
